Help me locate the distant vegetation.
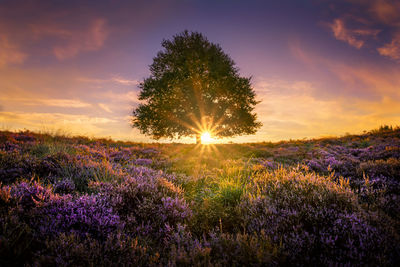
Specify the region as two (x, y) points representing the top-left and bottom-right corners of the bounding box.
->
(1, 126), (399, 266)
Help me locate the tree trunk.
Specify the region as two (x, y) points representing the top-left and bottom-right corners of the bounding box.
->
(196, 134), (201, 144)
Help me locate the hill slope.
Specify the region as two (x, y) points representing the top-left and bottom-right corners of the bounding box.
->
(1, 127), (399, 266)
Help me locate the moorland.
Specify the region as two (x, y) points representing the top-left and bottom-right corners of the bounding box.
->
(1, 126), (399, 266)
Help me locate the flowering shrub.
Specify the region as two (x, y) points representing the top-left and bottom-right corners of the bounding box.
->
(240, 167), (395, 266)
(53, 179), (76, 194)
(98, 167), (191, 243)
(166, 227), (281, 266)
(33, 232), (154, 266)
(0, 129), (399, 265)
(36, 195), (122, 240)
(0, 151), (35, 184)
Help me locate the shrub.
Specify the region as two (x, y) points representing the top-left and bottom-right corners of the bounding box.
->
(59, 155), (125, 192)
(98, 167), (191, 243)
(34, 232), (153, 267)
(53, 179), (76, 194)
(358, 158), (400, 182)
(240, 167), (396, 266)
(166, 225), (281, 266)
(0, 151), (35, 184)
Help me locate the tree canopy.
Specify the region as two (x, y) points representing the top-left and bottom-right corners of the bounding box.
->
(132, 30), (261, 143)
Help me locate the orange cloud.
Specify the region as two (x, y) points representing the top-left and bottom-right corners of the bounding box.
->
(78, 75), (139, 86)
(111, 76), (139, 86)
(323, 1), (400, 61)
(98, 103), (112, 113)
(1, 97), (92, 108)
(378, 33), (400, 60)
(290, 40), (400, 99)
(0, 36), (27, 67)
(32, 18), (108, 60)
(98, 91), (140, 106)
(0, 66), (142, 140)
(0, 110), (148, 142)
(369, 0), (400, 25)
(0, 111), (117, 135)
(247, 76), (400, 142)
(330, 62), (400, 99)
(329, 18), (379, 49)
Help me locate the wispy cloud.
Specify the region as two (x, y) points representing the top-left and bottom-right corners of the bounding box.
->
(324, 0), (400, 62)
(329, 18), (380, 49)
(329, 64), (400, 102)
(32, 18), (109, 60)
(0, 36), (27, 67)
(378, 33), (400, 60)
(253, 77), (348, 140)
(111, 76), (139, 86)
(78, 75), (139, 86)
(99, 91), (139, 103)
(290, 41), (400, 100)
(41, 99), (91, 108)
(0, 110), (147, 141)
(0, 111), (118, 135)
(98, 103), (112, 113)
(251, 76), (400, 141)
(369, 0), (400, 25)
(2, 97), (91, 108)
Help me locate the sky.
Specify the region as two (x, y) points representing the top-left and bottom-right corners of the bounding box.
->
(1, 0), (400, 143)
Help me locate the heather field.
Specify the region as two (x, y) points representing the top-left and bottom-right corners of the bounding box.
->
(1, 127), (400, 266)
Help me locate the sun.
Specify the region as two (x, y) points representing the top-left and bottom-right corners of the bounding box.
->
(201, 132), (214, 144)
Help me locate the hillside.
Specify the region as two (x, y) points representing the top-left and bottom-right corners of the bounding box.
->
(1, 127), (399, 266)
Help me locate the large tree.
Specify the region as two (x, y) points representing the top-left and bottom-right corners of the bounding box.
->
(132, 31), (261, 144)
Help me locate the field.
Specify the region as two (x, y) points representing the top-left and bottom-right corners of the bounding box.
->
(1, 127), (400, 266)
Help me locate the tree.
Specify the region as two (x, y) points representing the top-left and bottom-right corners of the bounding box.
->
(132, 30), (261, 144)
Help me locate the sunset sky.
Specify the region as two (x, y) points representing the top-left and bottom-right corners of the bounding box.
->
(1, 0), (400, 143)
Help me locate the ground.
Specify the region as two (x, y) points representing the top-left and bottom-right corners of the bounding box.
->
(1, 126), (399, 266)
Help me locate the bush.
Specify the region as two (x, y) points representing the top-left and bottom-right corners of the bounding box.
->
(97, 167), (191, 244)
(1, 129), (400, 265)
(240, 167), (396, 266)
(34, 232), (153, 267)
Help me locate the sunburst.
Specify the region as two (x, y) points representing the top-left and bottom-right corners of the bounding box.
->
(200, 132), (214, 144)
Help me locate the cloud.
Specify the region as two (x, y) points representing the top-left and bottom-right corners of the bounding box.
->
(329, 63), (400, 100)
(250, 76), (400, 141)
(40, 98), (91, 108)
(0, 2), (109, 62)
(0, 66), (139, 138)
(0, 36), (27, 67)
(0, 110), (148, 142)
(323, 0), (400, 61)
(369, 0), (400, 25)
(79, 75), (139, 86)
(100, 91), (139, 103)
(32, 18), (109, 60)
(255, 78), (314, 96)
(111, 76), (139, 86)
(1, 97), (91, 108)
(0, 0), (178, 65)
(290, 40), (400, 99)
(329, 18), (380, 49)
(0, 111), (118, 135)
(98, 103), (112, 113)
(377, 33), (400, 60)
(252, 78), (346, 140)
